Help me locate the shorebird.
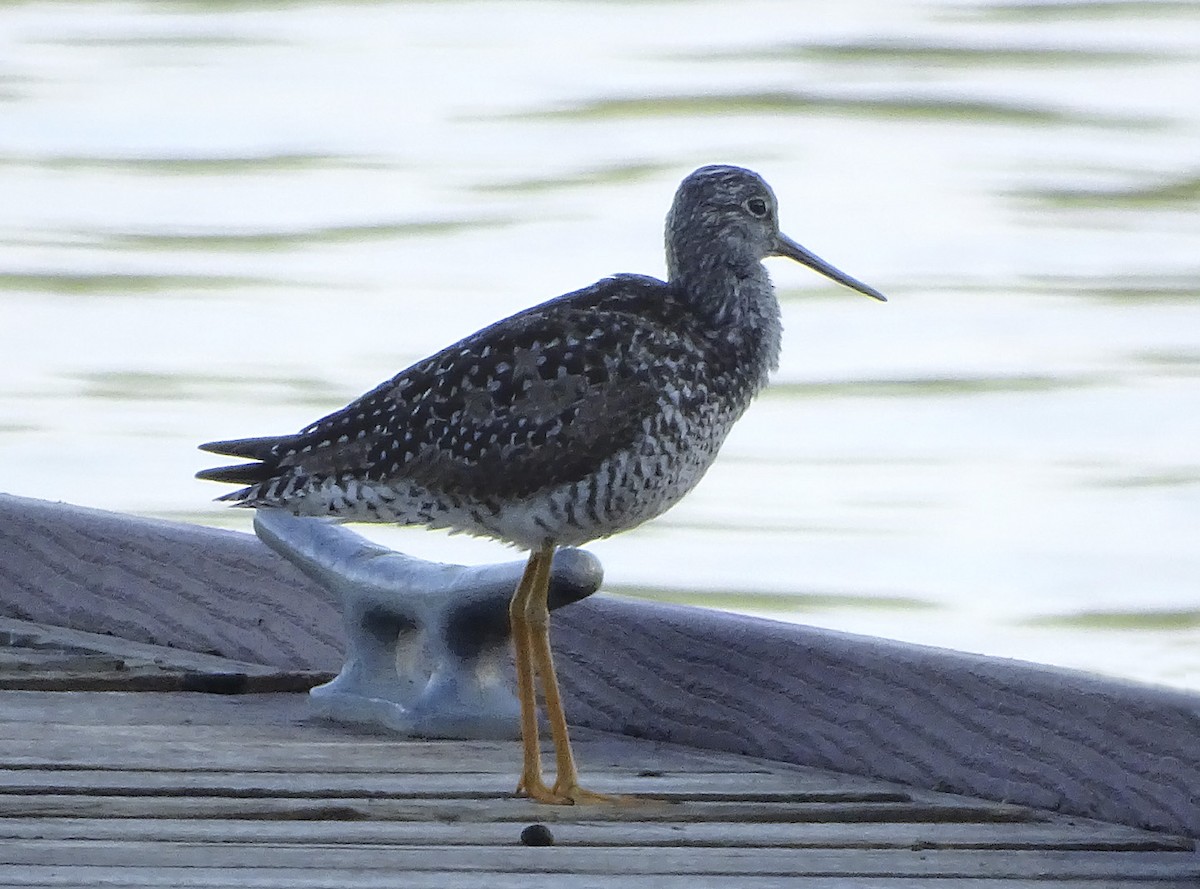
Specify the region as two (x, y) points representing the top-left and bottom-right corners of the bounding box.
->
(197, 164), (886, 804)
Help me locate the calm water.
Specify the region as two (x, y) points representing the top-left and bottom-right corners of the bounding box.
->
(2, 1), (1198, 690)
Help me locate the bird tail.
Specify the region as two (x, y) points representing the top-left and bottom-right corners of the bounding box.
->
(196, 435), (292, 497)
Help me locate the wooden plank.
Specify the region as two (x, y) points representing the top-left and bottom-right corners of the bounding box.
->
(0, 767), (910, 801)
(0, 793), (1038, 824)
(0, 617), (298, 677)
(0, 650), (127, 671)
(0, 729), (785, 777)
(0, 690), (891, 784)
(0, 689), (313, 727)
(5, 840), (1200, 879)
(0, 817), (1192, 851)
(0, 672), (325, 693)
(0, 619), (330, 692)
(0, 737), (770, 775)
(7, 869), (1198, 889)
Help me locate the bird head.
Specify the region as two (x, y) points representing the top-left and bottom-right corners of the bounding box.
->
(666, 164), (887, 303)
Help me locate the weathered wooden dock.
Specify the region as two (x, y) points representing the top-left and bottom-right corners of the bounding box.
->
(1, 494), (1197, 886)
(0, 685), (1196, 887)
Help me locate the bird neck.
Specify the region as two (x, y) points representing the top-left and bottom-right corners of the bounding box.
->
(669, 257), (783, 380)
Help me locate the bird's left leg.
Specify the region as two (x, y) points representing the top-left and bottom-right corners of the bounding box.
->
(524, 546), (622, 804)
(508, 550), (562, 803)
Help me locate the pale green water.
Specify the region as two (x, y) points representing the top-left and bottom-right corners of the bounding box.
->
(2, 0), (1198, 689)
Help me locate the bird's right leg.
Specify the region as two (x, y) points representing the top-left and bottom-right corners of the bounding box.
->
(523, 547), (623, 804)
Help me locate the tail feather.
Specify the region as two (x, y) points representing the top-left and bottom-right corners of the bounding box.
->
(195, 462), (273, 485)
(197, 434), (297, 492)
(198, 436), (284, 461)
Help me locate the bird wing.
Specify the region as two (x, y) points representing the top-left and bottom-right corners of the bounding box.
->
(200, 276), (710, 505)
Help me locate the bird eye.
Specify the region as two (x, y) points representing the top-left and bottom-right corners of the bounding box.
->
(744, 197), (769, 218)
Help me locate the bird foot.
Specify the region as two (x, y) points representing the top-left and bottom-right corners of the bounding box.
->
(552, 781), (638, 806)
(514, 775), (641, 806)
(515, 775), (574, 805)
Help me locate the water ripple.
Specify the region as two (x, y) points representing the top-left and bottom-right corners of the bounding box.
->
(0, 153), (379, 174)
(748, 40), (1164, 67)
(519, 90), (1164, 129)
(96, 219), (511, 252)
(0, 272), (265, 295)
(765, 375), (1101, 398)
(1022, 174), (1200, 210)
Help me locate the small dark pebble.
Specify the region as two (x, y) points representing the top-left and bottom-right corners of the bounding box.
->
(520, 823), (555, 847)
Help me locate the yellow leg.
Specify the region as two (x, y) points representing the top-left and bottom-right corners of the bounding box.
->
(508, 551), (559, 803)
(523, 547), (624, 805)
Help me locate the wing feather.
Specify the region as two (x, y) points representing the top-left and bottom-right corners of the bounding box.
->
(198, 275), (713, 506)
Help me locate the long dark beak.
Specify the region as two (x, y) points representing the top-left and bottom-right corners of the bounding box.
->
(772, 233), (887, 302)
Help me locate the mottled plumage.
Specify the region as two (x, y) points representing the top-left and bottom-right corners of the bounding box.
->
(199, 164), (885, 804)
(200, 275), (773, 549)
